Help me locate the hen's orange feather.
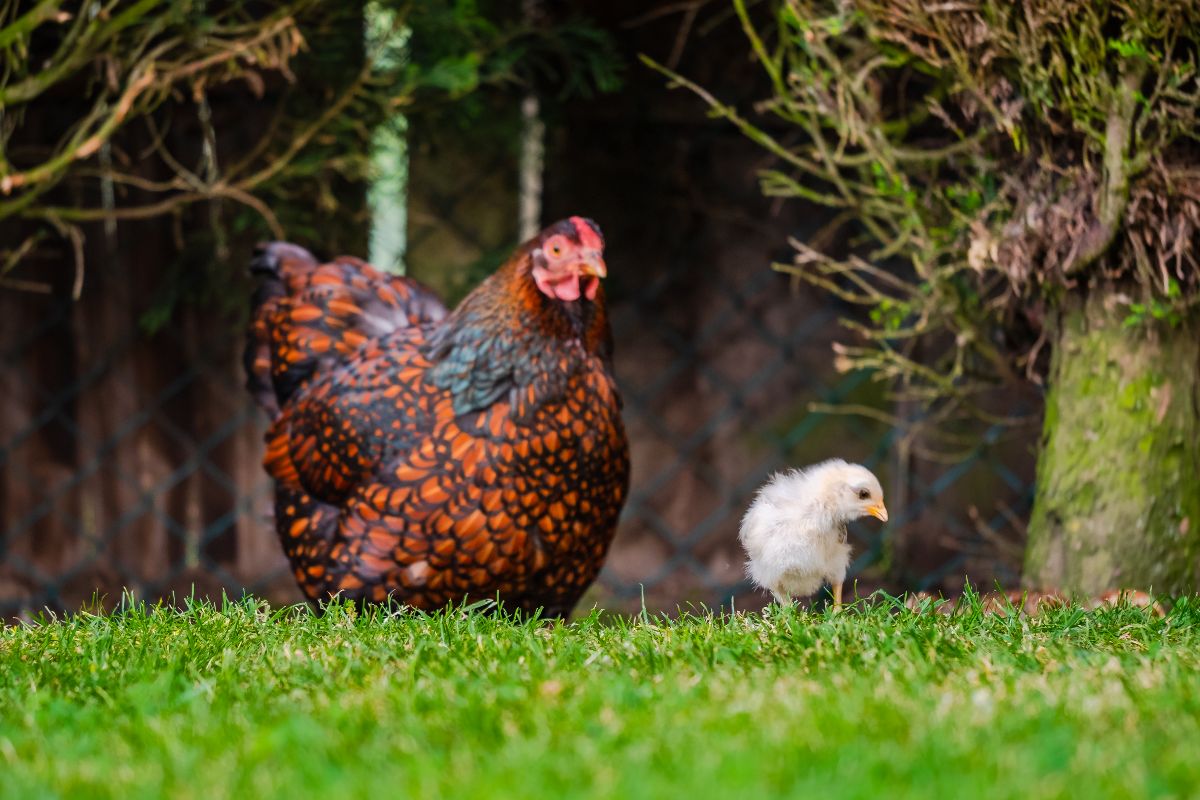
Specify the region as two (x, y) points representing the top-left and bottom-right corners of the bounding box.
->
(245, 221), (629, 617)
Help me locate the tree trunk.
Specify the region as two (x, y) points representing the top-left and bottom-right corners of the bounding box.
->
(1024, 292), (1200, 596)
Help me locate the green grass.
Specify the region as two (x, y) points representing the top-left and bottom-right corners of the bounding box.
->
(2, 596), (1199, 799)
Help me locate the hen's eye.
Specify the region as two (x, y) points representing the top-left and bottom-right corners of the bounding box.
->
(857, 489), (870, 500)
(546, 237), (565, 257)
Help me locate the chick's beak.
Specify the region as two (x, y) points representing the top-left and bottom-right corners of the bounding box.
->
(867, 503), (889, 523)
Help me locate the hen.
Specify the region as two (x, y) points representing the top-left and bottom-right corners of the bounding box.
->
(244, 217), (630, 617)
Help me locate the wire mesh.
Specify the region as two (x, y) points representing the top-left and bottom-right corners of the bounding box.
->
(0, 221), (1034, 621)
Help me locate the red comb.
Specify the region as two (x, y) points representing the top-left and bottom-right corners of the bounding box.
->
(570, 216), (603, 250)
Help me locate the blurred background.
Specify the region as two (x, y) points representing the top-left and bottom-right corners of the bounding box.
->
(0, 0), (1036, 618)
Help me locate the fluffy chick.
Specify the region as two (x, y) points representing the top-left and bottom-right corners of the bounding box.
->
(739, 459), (888, 608)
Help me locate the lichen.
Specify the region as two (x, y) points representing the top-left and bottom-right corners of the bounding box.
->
(1025, 293), (1200, 595)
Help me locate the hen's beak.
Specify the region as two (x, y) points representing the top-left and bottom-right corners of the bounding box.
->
(576, 253), (607, 279)
(867, 503), (889, 523)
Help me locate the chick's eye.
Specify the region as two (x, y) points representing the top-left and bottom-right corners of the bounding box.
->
(858, 489), (870, 500)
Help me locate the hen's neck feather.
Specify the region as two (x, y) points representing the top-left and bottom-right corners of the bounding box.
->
(422, 250), (614, 421)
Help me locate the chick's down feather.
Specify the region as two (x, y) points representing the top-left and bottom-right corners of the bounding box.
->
(740, 459), (886, 606)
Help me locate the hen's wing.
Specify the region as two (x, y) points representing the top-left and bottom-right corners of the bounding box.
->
(263, 328), (434, 504)
(244, 242), (446, 418)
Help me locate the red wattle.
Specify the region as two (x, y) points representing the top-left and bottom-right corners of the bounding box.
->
(554, 274), (582, 301)
(534, 267), (583, 301)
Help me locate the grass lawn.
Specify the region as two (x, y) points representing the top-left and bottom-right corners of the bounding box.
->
(2, 596), (1198, 799)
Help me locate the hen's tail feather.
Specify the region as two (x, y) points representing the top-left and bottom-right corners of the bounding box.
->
(244, 241), (448, 417)
(245, 243), (317, 417)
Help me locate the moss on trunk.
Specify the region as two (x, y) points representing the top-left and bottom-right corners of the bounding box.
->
(1024, 292), (1200, 595)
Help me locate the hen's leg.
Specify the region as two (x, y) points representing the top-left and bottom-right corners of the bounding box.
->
(832, 581), (843, 611)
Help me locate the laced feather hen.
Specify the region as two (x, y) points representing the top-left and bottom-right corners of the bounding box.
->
(245, 218), (630, 617)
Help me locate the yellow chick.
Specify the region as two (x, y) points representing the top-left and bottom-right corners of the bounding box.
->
(739, 459), (888, 608)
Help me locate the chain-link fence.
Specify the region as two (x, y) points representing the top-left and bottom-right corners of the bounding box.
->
(0, 211), (1036, 621)
(0, 280), (293, 619)
(591, 228), (1035, 614)
(0, 28), (1039, 619)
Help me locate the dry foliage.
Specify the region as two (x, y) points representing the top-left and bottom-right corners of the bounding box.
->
(0, 1), (324, 296)
(650, 0), (1200, 453)
(0, 1), (620, 298)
